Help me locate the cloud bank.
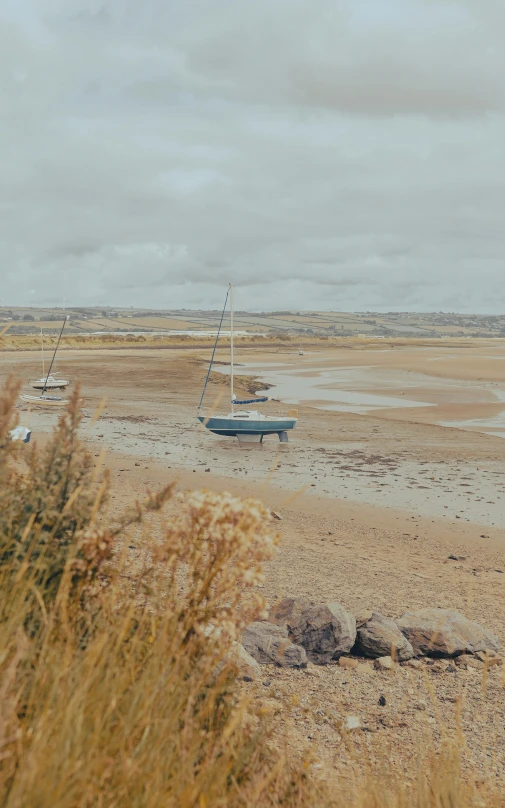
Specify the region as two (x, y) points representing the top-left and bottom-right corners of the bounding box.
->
(1, 0), (505, 311)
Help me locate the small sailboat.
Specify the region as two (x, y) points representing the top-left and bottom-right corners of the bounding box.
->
(21, 317), (70, 407)
(30, 328), (70, 390)
(197, 285), (297, 442)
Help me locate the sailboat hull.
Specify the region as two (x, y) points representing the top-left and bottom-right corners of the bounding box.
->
(31, 379), (69, 390)
(20, 395), (67, 407)
(198, 415), (296, 438)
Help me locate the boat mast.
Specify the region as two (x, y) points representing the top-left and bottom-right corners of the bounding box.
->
(41, 316), (69, 396)
(230, 283), (234, 412)
(40, 328), (45, 377)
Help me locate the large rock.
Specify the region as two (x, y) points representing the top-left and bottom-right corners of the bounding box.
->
(269, 598), (356, 665)
(356, 611), (414, 662)
(242, 622), (307, 668)
(396, 608), (500, 658)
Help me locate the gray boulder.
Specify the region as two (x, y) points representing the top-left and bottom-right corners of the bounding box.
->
(356, 611), (414, 661)
(397, 608), (500, 658)
(242, 622), (307, 668)
(269, 598), (356, 665)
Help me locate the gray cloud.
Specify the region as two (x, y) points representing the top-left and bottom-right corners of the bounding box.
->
(1, 0), (505, 311)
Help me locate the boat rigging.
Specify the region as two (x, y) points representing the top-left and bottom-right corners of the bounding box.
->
(197, 285), (297, 442)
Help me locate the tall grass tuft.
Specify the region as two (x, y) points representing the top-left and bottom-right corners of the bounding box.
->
(0, 378), (502, 806)
(0, 379), (306, 806)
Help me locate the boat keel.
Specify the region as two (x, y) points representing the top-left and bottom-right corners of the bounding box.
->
(237, 433), (263, 443)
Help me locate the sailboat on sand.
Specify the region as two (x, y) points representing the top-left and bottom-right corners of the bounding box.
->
(197, 285), (297, 443)
(21, 317), (70, 407)
(30, 328), (70, 390)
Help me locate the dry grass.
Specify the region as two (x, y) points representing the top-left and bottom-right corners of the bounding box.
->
(0, 333), (291, 352)
(1, 331), (497, 354)
(0, 377), (502, 806)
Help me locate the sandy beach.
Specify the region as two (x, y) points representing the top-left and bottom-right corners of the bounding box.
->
(4, 340), (505, 781)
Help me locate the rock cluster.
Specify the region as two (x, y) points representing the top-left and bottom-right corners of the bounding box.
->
(235, 600), (501, 674)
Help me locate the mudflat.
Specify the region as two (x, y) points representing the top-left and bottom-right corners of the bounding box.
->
(5, 340), (505, 781)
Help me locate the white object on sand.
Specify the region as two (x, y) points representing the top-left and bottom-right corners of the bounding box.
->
(9, 426), (32, 443)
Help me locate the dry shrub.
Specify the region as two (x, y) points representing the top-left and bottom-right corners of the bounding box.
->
(0, 379), (304, 806)
(0, 378), (502, 807)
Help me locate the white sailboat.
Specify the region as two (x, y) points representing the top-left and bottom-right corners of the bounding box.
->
(30, 328), (70, 390)
(21, 317), (70, 406)
(197, 285), (298, 443)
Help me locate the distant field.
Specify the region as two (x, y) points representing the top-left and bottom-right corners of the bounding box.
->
(1, 307), (504, 339)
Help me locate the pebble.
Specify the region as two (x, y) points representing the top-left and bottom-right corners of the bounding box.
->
(345, 715), (362, 731)
(374, 656), (394, 671)
(339, 657), (359, 670)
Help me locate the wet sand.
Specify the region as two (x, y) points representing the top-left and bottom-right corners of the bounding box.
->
(5, 342), (505, 603)
(5, 342), (505, 532)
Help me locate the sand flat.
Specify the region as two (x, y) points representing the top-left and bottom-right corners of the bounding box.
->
(6, 340), (505, 780)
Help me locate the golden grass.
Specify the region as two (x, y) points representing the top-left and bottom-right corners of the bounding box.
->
(0, 378), (503, 806)
(1, 332), (498, 354)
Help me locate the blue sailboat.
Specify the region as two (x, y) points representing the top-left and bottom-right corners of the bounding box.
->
(197, 285), (297, 443)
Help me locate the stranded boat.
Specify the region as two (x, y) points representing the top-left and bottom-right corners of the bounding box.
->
(197, 285), (297, 443)
(31, 375), (69, 391)
(30, 328), (70, 389)
(21, 317), (70, 407)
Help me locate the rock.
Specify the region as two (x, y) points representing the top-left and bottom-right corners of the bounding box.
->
(356, 611), (414, 662)
(475, 650), (502, 666)
(271, 510), (283, 521)
(396, 608), (500, 658)
(338, 657), (359, 670)
(228, 643), (262, 680)
(354, 608), (373, 628)
(269, 598), (356, 665)
(242, 622), (307, 668)
(374, 655), (394, 671)
(414, 699), (427, 711)
(405, 659), (423, 670)
(345, 715), (362, 731)
(378, 695), (387, 706)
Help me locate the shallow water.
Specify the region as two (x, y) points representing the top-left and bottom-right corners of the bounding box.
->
(220, 363), (433, 414)
(219, 361), (505, 438)
(19, 400), (505, 529)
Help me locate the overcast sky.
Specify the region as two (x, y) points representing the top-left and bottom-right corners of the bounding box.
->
(1, 0), (505, 312)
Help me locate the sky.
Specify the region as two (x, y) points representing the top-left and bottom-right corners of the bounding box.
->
(1, 0), (505, 312)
